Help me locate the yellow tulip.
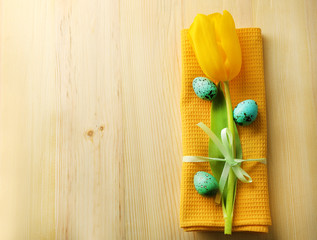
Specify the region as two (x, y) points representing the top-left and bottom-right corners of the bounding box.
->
(188, 11), (242, 82)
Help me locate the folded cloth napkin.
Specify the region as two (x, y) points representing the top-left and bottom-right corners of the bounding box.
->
(180, 28), (272, 232)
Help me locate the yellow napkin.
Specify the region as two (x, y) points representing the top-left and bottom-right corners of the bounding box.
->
(180, 28), (272, 232)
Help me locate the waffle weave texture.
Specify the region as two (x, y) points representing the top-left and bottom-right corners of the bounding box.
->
(180, 28), (272, 232)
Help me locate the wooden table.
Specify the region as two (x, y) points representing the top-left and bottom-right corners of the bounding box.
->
(1, 0), (316, 239)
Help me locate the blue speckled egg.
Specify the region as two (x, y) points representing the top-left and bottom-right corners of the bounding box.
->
(194, 171), (219, 196)
(233, 100), (258, 126)
(192, 77), (218, 101)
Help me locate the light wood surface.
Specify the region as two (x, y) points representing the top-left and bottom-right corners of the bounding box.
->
(0, 0), (316, 239)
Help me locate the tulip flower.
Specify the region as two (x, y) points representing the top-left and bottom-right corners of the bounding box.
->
(188, 11), (242, 234)
(188, 11), (241, 82)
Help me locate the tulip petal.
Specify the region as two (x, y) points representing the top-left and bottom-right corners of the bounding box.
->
(188, 14), (227, 81)
(217, 11), (242, 80)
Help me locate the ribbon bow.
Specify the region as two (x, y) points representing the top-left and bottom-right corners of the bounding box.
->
(183, 122), (266, 194)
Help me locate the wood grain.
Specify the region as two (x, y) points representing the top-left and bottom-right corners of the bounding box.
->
(0, 0), (316, 239)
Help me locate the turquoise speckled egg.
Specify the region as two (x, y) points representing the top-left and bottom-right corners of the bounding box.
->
(233, 99), (258, 126)
(192, 77), (218, 101)
(194, 171), (219, 196)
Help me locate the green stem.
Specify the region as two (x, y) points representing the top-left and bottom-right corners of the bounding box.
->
(223, 81), (236, 235)
(223, 81), (235, 155)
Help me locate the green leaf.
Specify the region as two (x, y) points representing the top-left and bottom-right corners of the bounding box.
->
(208, 83), (228, 182)
(208, 82), (243, 235)
(208, 84), (243, 200)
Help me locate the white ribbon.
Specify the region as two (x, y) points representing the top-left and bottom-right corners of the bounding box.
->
(183, 122), (267, 194)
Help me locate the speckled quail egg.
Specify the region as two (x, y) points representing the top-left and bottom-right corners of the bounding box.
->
(194, 171), (219, 196)
(192, 77), (218, 101)
(233, 99), (258, 126)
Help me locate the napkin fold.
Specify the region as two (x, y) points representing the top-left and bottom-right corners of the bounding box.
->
(180, 28), (272, 232)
